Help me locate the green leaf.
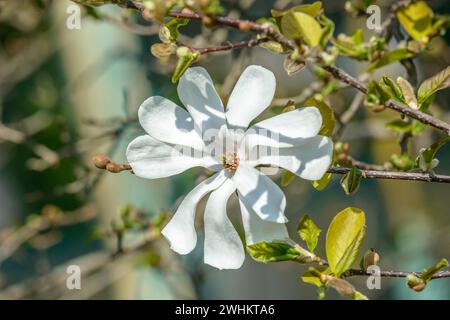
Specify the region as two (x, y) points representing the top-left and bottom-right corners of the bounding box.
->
(385, 119), (412, 133)
(420, 258), (449, 282)
(397, 77), (418, 109)
(333, 29), (368, 60)
(312, 172), (332, 191)
(297, 215), (322, 252)
(367, 48), (415, 72)
(247, 241), (300, 263)
(318, 13), (335, 47)
(281, 11), (322, 47)
(415, 136), (450, 170)
(390, 153), (415, 171)
(304, 98), (335, 137)
(417, 66), (450, 105)
(340, 167), (363, 195)
(272, 2), (323, 18)
(397, 1), (434, 43)
(256, 17), (285, 54)
(379, 76), (404, 103)
(326, 207), (366, 277)
(280, 171), (296, 187)
(353, 291), (369, 300)
(160, 18), (189, 43)
(364, 80), (390, 110)
(171, 47), (199, 83)
(301, 266), (329, 286)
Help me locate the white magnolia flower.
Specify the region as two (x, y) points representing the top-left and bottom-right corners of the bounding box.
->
(126, 65), (333, 270)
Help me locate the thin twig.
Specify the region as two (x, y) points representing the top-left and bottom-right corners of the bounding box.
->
(328, 167), (450, 183)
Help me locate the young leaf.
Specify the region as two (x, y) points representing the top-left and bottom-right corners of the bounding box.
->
(417, 66), (450, 105)
(340, 167), (363, 195)
(397, 77), (418, 109)
(380, 76), (404, 103)
(326, 207), (366, 277)
(390, 153), (415, 171)
(297, 215), (322, 252)
(385, 119), (412, 133)
(420, 258), (449, 283)
(283, 54), (305, 75)
(160, 18), (189, 43)
(247, 241), (300, 263)
(271, 2), (323, 18)
(304, 98), (335, 137)
(171, 47), (199, 83)
(312, 172), (332, 191)
(301, 266), (329, 287)
(415, 136), (449, 171)
(281, 11), (322, 47)
(367, 48), (415, 72)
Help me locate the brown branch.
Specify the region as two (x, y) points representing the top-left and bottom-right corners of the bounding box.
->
(195, 37), (270, 55)
(344, 269), (450, 280)
(161, 10), (450, 134)
(328, 167), (450, 183)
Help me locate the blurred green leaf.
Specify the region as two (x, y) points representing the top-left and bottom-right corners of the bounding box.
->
(397, 1), (445, 44)
(326, 207), (366, 277)
(297, 215), (321, 252)
(390, 153), (415, 171)
(247, 241), (300, 263)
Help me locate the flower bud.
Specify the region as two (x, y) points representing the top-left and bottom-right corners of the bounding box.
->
(106, 162), (122, 173)
(362, 250), (380, 270)
(92, 154), (110, 169)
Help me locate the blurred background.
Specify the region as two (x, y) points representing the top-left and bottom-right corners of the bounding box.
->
(0, 0), (449, 299)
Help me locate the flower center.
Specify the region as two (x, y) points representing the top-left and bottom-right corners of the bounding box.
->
(222, 152), (239, 172)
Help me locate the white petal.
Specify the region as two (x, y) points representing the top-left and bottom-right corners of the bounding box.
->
(256, 136), (333, 181)
(138, 96), (205, 150)
(244, 107), (322, 149)
(232, 163), (287, 223)
(204, 179), (245, 270)
(226, 65), (276, 129)
(126, 135), (220, 179)
(161, 171), (227, 255)
(239, 199), (289, 245)
(178, 67), (226, 137)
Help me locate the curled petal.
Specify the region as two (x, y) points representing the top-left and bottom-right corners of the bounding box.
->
(161, 171), (227, 255)
(204, 179), (245, 269)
